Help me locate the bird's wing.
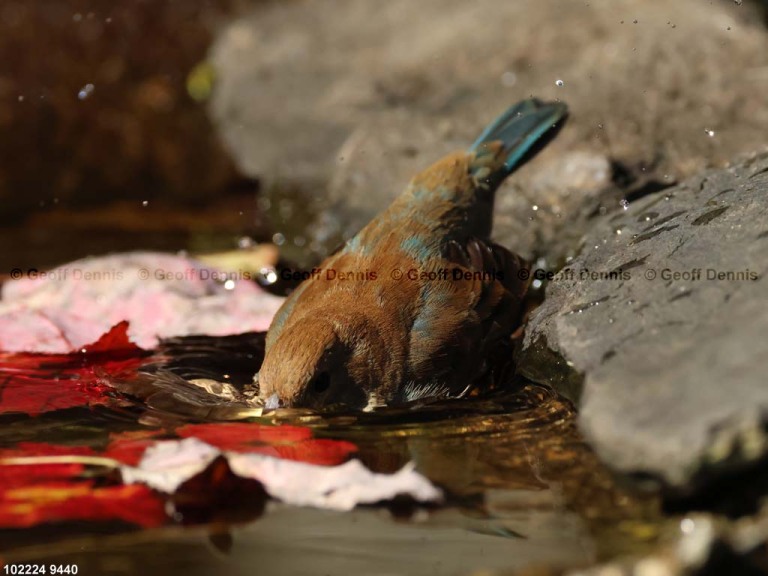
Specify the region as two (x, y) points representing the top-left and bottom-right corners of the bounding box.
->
(405, 238), (529, 398)
(443, 237), (529, 343)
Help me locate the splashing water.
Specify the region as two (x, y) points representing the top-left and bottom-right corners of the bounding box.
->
(77, 83), (95, 100)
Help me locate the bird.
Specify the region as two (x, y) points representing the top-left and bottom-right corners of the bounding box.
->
(257, 98), (568, 410)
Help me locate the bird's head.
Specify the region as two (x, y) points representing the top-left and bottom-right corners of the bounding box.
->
(257, 317), (384, 410)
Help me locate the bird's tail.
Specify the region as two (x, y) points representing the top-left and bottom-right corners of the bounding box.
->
(469, 98), (568, 184)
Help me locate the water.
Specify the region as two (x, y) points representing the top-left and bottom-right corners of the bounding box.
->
(0, 333), (661, 574)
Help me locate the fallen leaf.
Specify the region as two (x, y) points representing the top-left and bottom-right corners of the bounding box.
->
(0, 251), (284, 353)
(176, 422), (357, 466)
(0, 322), (145, 416)
(121, 437), (443, 511)
(0, 482), (166, 529)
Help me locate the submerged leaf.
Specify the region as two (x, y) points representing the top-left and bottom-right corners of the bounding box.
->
(0, 322), (145, 416)
(0, 441), (166, 529)
(122, 437), (443, 511)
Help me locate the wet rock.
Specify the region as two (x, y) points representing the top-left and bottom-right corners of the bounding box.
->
(566, 507), (768, 576)
(210, 0), (768, 262)
(519, 152), (768, 488)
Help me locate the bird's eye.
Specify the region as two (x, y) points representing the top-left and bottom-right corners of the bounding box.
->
(312, 371), (331, 394)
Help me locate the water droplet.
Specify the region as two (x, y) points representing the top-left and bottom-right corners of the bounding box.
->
(141, 200), (149, 207)
(597, 123), (604, 130)
(705, 129), (715, 138)
(272, 232), (286, 246)
(615, 229), (623, 235)
(17, 95), (24, 102)
(532, 279), (543, 289)
(680, 518), (696, 533)
(237, 236), (254, 249)
(105, 17), (113, 23)
(260, 268), (278, 285)
(555, 79), (564, 87)
(78, 83), (95, 100)
(608, 318), (615, 324)
(501, 71), (517, 87)
(632, 19), (638, 24)
(223, 279), (236, 291)
(620, 198), (630, 210)
(532, 205), (539, 211)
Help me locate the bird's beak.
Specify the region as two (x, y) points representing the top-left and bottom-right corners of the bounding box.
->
(264, 393), (282, 410)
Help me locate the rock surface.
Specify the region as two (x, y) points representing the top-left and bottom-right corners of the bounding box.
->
(519, 153), (768, 487)
(209, 0), (768, 264)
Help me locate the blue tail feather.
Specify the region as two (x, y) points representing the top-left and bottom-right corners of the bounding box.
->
(469, 98), (568, 176)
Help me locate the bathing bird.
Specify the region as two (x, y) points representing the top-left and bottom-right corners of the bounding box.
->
(257, 98), (567, 409)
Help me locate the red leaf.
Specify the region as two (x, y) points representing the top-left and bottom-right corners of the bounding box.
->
(176, 422), (312, 449)
(81, 321), (141, 355)
(0, 481), (166, 529)
(0, 322), (146, 416)
(104, 430), (166, 466)
(267, 439), (361, 467)
(175, 422), (357, 466)
(0, 440), (166, 529)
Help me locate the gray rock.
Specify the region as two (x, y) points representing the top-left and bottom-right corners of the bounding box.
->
(209, 0), (768, 263)
(519, 153), (768, 487)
